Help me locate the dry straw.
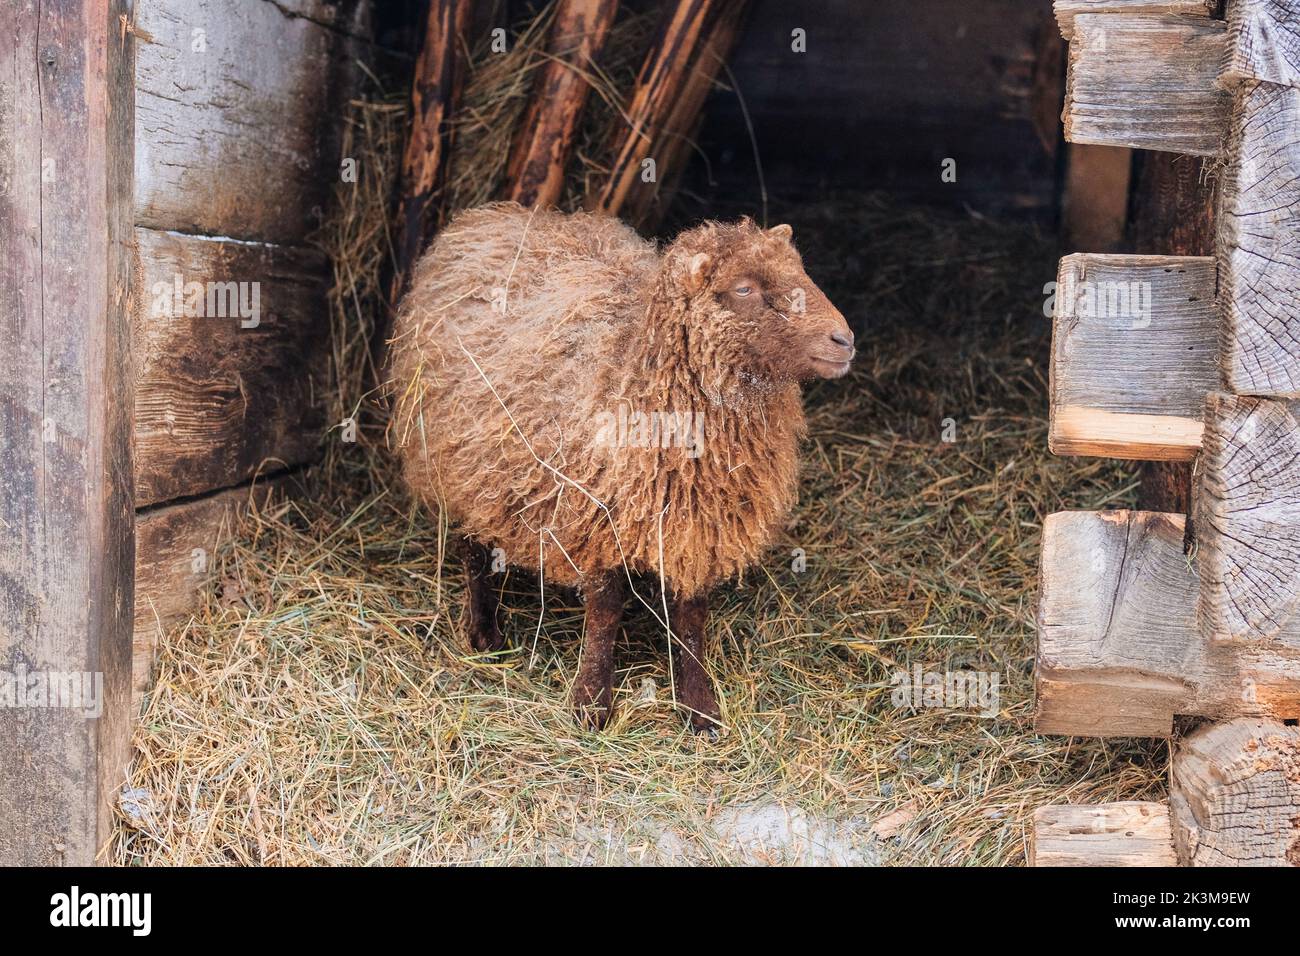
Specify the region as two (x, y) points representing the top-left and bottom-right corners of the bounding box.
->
(113, 11), (1165, 867)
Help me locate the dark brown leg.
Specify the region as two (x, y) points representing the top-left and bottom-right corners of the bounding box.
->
(572, 572), (626, 730)
(668, 591), (721, 736)
(460, 536), (504, 652)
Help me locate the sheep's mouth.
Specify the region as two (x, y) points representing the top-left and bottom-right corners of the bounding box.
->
(809, 355), (854, 379)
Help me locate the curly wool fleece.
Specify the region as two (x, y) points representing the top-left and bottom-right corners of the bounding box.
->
(388, 202), (808, 598)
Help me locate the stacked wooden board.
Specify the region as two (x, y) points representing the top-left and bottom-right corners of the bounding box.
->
(129, 0), (375, 704)
(1033, 0), (1300, 866)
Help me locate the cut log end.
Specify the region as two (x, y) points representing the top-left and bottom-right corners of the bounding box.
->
(1196, 393), (1300, 644)
(1170, 718), (1300, 866)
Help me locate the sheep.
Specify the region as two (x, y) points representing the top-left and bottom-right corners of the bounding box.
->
(388, 202), (854, 735)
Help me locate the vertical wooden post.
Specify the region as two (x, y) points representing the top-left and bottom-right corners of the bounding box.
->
(391, 0), (473, 296)
(0, 0), (136, 865)
(502, 0), (619, 209)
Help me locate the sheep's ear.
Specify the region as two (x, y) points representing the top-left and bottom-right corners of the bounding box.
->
(769, 223), (793, 241)
(687, 252), (713, 291)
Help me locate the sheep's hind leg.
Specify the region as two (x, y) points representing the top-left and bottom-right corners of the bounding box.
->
(461, 536), (505, 653)
(669, 592), (722, 737)
(572, 572), (626, 730)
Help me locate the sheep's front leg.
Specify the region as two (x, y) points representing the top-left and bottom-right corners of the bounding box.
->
(461, 536), (505, 653)
(572, 573), (626, 730)
(669, 592), (722, 736)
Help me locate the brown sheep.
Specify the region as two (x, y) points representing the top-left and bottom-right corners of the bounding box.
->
(388, 202), (853, 734)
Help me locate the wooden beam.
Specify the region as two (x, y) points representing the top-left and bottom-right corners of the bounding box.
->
(1217, 80), (1300, 396)
(1035, 510), (1300, 736)
(133, 228), (329, 507)
(503, 0), (619, 209)
(1221, 0), (1300, 88)
(134, 0), (372, 243)
(1196, 393), (1300, 644)
(1030, 802), (1178, 865)
(1050, 254), (1219, 460)
(1170, 718), (1300, 865)
(0, 0), (135, 866)
(134, 479), (286, 706)
(1054, 1), (1216, 40)
(587, 0), (719, 217)
(392, 0), (472, 292)
(619, 0), (750, 229)
(1064, 14), (1230, 156)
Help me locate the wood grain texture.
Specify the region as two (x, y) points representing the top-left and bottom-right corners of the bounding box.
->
(1197, 393), (1300, 644)
(1170, 718), (1300, 865)
(1030, 802), (1178, 866)
(1128, 150), (1216, 516)
(0, 0), (135, 866)
(134, 478), (285, 706)
(133, 227), (329, 507)
(503, 0), (619, 209)
(1064, 14), (1230, 156)
(1050, 254), (1219, 460)
(134, 0), (372, 243)
(1217, 80), (1300, 396)
(1054, 0), (1216, 40)
(587, 0), (718, 217)
(1221, 0), (1300, 87)
(1035, 510), (1300, 736)
(392, 0), (471, 290)
(619, 0), (750, 228)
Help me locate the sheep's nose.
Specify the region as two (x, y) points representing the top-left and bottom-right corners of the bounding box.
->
(830, 330), (854, 349)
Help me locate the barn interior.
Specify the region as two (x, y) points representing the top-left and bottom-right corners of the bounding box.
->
(117, 0), (1168, 865)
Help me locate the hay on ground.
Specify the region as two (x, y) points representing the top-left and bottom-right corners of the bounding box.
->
(112, 84), (1165, 865)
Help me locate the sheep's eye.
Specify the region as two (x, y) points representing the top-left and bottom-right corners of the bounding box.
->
(734, 285), (753, 297)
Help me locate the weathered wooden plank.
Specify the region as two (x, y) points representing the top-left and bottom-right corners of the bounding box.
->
(587, 0), (720, 216)
(392, 0), (472, 294)
(1217, 80), (1300, 396)
(1221, 0), (1300, 88)
(1196, 393), (1300, 644)
(0, 0), (135, 866)
(1169, 718), (1300, 866)
(503, 0), (619, 209)
(134, 0), (371, 243)
(1064, 14), (1230, 156)
(1050, 254), (1219, 460)
(133, 227), (329, 507)
(1030, 802), (1178, 866)
(134, 479), (286, 706)
(1035, 510), (1300, 736)
(1055, 1), (1216, 40)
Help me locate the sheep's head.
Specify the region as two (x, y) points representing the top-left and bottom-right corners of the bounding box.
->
(665, 219), (855, 386)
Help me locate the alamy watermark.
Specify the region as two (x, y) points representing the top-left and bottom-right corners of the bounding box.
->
(593, 408), (706, 458)
(151, 273), (261, 328)
(890, 664), (1000, 717)
(0, 663), (103, 718)
(1044, 274), (1152, 328)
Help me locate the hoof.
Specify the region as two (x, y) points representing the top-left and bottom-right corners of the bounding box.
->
(681, 683), (721, 737)
(689, 713), (723, 739)
(572, 678), (613, 731)
(468, 624), (506, 654)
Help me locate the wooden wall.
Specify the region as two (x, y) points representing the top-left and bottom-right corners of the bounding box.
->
(130, 0), (377, 703)
(689, 0), (1063, 217)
